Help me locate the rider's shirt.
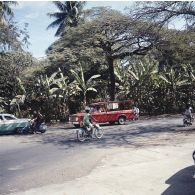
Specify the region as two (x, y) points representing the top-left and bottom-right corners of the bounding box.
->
(185, 107), (192, 116)
(83, 113), (91, 127)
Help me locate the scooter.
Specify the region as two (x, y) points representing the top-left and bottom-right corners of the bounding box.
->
(31, 122), (47, 133)
(183, 114), (193, 126)
(17, 120), (47, 134)
(192, 150), (195, 178)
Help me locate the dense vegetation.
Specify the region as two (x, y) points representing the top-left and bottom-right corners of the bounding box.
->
(1, 1), (195, 121)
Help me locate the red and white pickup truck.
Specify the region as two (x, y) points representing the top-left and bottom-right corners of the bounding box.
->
(69, 100), (135, 127)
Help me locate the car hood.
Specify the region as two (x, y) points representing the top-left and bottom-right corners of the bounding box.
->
(71, 113), (84, 117)
(16, 118), (31, 122)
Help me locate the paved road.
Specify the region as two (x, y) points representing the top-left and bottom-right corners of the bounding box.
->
(1, 116), (195, 195)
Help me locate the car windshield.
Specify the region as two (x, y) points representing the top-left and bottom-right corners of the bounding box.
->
(90, 105), (105, 113)
(107, 103), (119, 111)
(4, 115), (17, 120)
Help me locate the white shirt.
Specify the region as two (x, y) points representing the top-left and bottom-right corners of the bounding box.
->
(134, 107), (139, 114)
(185, 107), (192, 115)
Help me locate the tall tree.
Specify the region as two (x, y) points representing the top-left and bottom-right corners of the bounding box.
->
(47, 8), (166, 100)
(130, 1), (195, 29)
(47, 1), (85, 36)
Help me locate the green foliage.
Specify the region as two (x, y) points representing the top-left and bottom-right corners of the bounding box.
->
(0, 52), (34, 98)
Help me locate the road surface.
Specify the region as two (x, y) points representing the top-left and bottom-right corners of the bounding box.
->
(1, 115), (195, 195)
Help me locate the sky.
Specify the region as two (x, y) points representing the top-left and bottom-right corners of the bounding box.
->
(13, 1), (134, 59)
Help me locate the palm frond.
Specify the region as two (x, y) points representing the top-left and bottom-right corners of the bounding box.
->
(86, 74), (100, 85)
(128, 70), (139, 80)
(86, 87), (97, 92)
(53, 1), (65, 12)
(47, 18), (64, 30)
(159, 75), (171, 84)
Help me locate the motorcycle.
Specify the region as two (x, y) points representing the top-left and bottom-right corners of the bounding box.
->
(17, 120), (47, 134)
(32, 122), (47, 133)
(76, 123), (103, 142)
(183, 114), (194, 126)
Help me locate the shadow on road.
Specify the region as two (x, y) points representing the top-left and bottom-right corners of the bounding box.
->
(21, 120), (195, 150)
(162, 165), (195, 195)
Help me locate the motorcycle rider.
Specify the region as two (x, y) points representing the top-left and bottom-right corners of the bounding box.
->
(83, 107), (93, 130)
(32, 110), (44, 133)
(83, 107), (98, 137)
(184, 104), (193, 123)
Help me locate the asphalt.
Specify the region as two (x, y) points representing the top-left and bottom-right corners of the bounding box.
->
(0, 116), (195, 195)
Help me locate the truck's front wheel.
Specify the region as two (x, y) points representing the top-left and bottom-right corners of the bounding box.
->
(118, 117), (126, 125)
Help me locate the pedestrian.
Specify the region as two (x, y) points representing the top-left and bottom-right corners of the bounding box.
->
(133, 105), (140, 120)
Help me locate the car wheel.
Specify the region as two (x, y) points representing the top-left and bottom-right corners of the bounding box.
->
(16, 127), (23, 134)
(118, 117), (126, 125)
(192, 150), (195, 161)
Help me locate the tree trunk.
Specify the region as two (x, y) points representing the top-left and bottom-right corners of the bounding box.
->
(17, 103), (21, 117)
(83, 92), (87, 108)
(107, 57), (115, 101)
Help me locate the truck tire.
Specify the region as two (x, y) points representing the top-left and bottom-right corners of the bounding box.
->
(118, 116), (126, 125)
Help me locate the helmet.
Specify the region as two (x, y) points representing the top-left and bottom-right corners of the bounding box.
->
(85, 107), (90, 112)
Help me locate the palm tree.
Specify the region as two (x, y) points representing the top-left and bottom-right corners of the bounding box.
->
(70, 63), (100, 107)
(47, 1), (85, 36)
(0, 1), (17, 24)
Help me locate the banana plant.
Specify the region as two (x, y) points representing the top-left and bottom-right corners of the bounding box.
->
(70, 63), (100, 107)
(34, 68), (63, 99)
(159, 66), (188, 107)
(127, 57), (159, 105)
(0, 97), (9, 113)
(114, 64), (131, 99)
(10, 77), (26, 117)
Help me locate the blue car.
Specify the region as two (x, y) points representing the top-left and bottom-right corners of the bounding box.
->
(0, 114), (30, 135)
